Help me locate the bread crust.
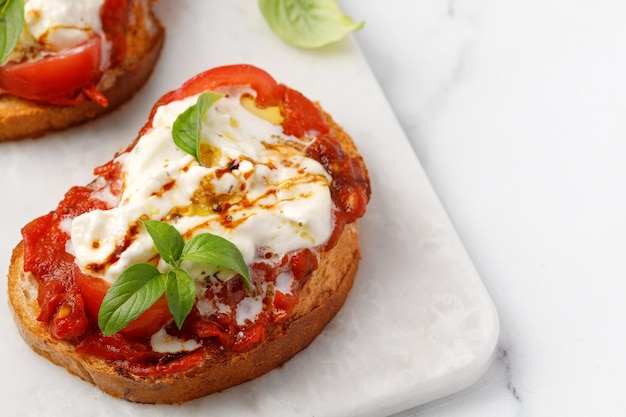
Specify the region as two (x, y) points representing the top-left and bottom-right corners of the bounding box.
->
(0, 0), (165, 142)
(8, 223), (360, 404)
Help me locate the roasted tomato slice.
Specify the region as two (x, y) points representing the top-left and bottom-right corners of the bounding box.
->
(280, 86), (329, 137)
(0, 36), (104, 105)
(157, 64), (283, 107)
(75, 267), (172, 341)
(139, 64), (329, 140)
(101, 0), (130, 67)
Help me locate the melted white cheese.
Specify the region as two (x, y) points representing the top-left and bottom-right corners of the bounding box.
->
(25, 0), (104, 49)
(150, 328), (201, 354)
(71, 89), (333, 286)
(275, 271), (294, 295)
(236, 295), (264, 326)
(6, 0), (106, 64)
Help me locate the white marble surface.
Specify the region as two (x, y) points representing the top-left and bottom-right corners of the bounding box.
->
(4, 0), (624, 415)
(341, 0), (626, 415)
(0, 2), (499, 416)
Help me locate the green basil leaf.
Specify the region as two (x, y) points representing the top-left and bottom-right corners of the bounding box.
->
(172, 104), (197, 157)
(172, 92), (224, 162)
(0, 0), (24, 64)
(141, 219), (184, 266)
(258, 0), (363, 49)
(165, 269), (196, 329)
(181, 233), (251, 291)
(98, 264), (166, 336)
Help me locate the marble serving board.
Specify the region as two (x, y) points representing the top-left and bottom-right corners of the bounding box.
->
(0, 2), (498, 416)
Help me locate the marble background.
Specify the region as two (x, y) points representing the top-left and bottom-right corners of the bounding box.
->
(341, 0), (626, 416)
(2, 1), (624, 415)
(3, 2), (499, 416)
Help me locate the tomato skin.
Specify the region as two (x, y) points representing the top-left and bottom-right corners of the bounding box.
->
(50, 286), (90, 340)
(119, 296), (171, 340)
(22, 186), (110, 341)
(184, 309), (234, 348)
(281, 87), (329, 138)
(306, 134), (371, 243)
(37, 281), (65, 323)
(0, 36), (103, 105)
(139, 64), (330, 145)
(231, 322), (267, 353)
(100, 0), (129, 67)
(290, 248), (318, 281)
(23, 186), (108, 277)
(139, 64), (284, 138)
(157, 64), (283, 107)
(22, 212), (57, 277)
(74, 268), (110, 325)
(93, 159), (124, 196)
(273, 291), (296, 319)
(75, 267), (172, 341)
(76, 333), (160, 363)
(124, 348), (206, 378)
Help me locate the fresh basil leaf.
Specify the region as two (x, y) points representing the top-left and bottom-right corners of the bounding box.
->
(165, 269), (196, 329)
(0, 0), (24, 64)
(181, 233), (251, 291)
(141, 219), (184, 266)
(98, 264), (166, 336)
(172, 92), (224, 162)
(196, 92), (221, 125)
(98, 221), (253, 335)
(258, 0), (363, 49)
(172, 105), (198, 157)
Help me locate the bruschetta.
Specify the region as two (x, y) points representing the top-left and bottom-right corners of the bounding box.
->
(7, 64), (371, 403)
(0, 0), (164, 141)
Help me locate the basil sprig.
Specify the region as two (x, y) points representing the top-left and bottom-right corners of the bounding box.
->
(0, 0), (24, 64)
(98, 219), (251, 336)
(172, 91), (224, 162)
(258, 0), (363, 49)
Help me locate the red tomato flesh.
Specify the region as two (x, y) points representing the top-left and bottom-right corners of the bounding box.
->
(0, 36), (103, 105)
(75, 266), (172, 341)
(138, 64), (329, 141)
(155, 64), (284, 108)
(139, 64), (284, 137)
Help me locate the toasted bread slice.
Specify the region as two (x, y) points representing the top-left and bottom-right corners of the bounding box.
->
(7, 71), (370, 403)
(0, 0), (165, 142)
(8, 223), (359, 404)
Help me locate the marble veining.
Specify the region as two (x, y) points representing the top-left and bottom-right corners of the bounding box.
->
(496, 347), (521, 403)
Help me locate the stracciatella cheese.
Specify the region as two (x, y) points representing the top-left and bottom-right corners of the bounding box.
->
(70, 88), (333, 288)
(25, 0), (104, 49)
(7, 0), (105, 63)
(150, 327), (201, 353)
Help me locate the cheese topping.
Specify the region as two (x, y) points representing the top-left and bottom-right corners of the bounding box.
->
(71, 88), (333, 287)
(150, 327), (201, 354)
(7, 0), (106, 63)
